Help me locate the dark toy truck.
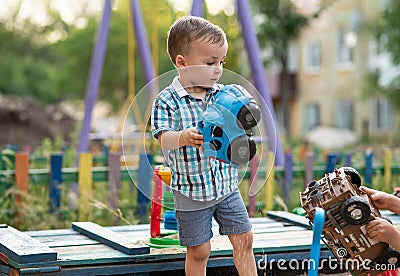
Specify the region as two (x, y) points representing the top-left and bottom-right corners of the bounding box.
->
(300, 167), (400, 276)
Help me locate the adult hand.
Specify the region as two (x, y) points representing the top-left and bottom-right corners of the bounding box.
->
(366, 217), (400, 252)
(360, 186), (394, 210)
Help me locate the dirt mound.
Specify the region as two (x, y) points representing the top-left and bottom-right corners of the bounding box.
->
(0, 94), (76, 149)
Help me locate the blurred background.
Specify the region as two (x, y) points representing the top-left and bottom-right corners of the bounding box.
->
(1, 0), (400, 230)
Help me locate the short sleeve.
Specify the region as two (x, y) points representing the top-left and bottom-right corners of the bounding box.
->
(151, 96), (178, 139)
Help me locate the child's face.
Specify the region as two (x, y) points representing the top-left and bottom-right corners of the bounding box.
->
(176, 39), (228, 91)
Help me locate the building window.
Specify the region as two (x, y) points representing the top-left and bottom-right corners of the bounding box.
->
(337, 28), (355, 68)
(305, 103), (320, 131)
(371, 97), (392, 133)
(304, 40), (321, 73)
(335, 100), (354, 130)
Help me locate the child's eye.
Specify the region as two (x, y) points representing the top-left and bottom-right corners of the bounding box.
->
(206, 61), (226, 66)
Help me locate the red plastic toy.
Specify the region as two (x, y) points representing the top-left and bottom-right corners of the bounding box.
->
(150, 166), (164, 238)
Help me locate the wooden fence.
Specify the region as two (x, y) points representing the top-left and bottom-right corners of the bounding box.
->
(1, 148), (400, 224)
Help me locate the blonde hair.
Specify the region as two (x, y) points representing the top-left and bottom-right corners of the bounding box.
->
(167, 16), (227, 65)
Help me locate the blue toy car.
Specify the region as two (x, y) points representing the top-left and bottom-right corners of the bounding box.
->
(198, 84), (261, 166)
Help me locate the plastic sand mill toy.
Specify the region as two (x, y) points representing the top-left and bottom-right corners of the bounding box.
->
(147, 165), (182, 248)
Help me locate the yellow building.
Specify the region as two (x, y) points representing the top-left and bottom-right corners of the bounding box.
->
(294, 0), (398, 140)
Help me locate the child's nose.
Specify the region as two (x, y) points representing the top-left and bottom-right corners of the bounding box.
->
(214, 65), (222, 74)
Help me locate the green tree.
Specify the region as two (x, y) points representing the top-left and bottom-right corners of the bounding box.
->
(0, 0), (99, 104)
(366, 0), (400, 110)
(51, 0), (178, 111)
(0, 0), (244, 111)
(0, 20), (60, 103)
(250, 0), (325, 137)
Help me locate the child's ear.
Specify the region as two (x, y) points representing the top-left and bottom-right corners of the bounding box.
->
(176, 55), (185, 68)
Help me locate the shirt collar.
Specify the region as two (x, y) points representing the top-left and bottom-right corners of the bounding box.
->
(172, 76), (221, 98)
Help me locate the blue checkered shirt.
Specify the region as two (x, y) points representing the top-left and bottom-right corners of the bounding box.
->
(151, 76), (238, 201)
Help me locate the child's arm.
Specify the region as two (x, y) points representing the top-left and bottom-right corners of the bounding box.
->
(366, 217), (400, 252)
(360, 186), (400, 215)
(158, 127), (203, 150)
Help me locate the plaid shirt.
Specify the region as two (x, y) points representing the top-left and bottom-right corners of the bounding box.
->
(151, 76), (238, 201)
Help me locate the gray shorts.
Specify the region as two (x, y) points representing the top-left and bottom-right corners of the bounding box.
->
(174, 189), (252, 246)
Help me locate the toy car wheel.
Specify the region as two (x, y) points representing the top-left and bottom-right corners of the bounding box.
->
(236, 102), (261, 130)
(307, 180), (319, 191)
(209, 139), (222, 151)
(309, 189), (323, 202)
(227, 136), (256, 165)
(341, 196), (371, 225)
(380, 246), (400, 268)
(342, 167), (362, 187)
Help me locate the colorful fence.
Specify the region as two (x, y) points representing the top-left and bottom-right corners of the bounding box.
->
(1, 149), (399, 228)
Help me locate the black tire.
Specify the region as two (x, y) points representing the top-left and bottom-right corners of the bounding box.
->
(236, 102), (261, 130)
(380, 246), (400, 268)
(211, 126), (223, 137)
(341, 196), (371, 225)
(227, 136), (256, 165)
(307, 180), (319, 191)
(209, 139), (222, 151)
(309, 189), (323, 202)
(341, 167), (362, 187)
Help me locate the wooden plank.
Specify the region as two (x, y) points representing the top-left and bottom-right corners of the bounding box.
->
(14, 152), (29, 203)
(0, 225), (57, 264)
(72, 222), (150, 255)
(284, 152), (293, 205)
(52, 260), (184, 276)
(25, 216), (279, 239)
(51, 229), (314, 263)
(252, 225), (306, 235)
(53, 236), (317, 267)
(28, 225), (306, 250)
(0, 264), (10, 275)
(0, 219), (335, 273)
(50, 250), (336, 276)
(14, 152), (29, 226)
(266, 210), (400, 229)
(381, 210), (400, 221)
(1, 213), (354, 273)
(49, 154), (63, 212)
(212, 232), (314, 251)
(25, 223), (151, 237)
(248, 155), (258, 217)
(267, 211), (311, 229)
(35, 237), (99, 248)
(384, 149), (392, 191)
(305, 151), (314, 187)
(27, 217), (306, 251)
(108, 153), (121, 210)
(54, 244), (186, 267)
(78, 153), (93, 221)
(137, 153), (152, 217)
(263, 151), (275, 212)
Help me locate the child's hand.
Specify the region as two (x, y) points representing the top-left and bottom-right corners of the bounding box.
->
(182, 127), (203, 149)
(366, 217), (400, 247)
(360, 186), (394, 210)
